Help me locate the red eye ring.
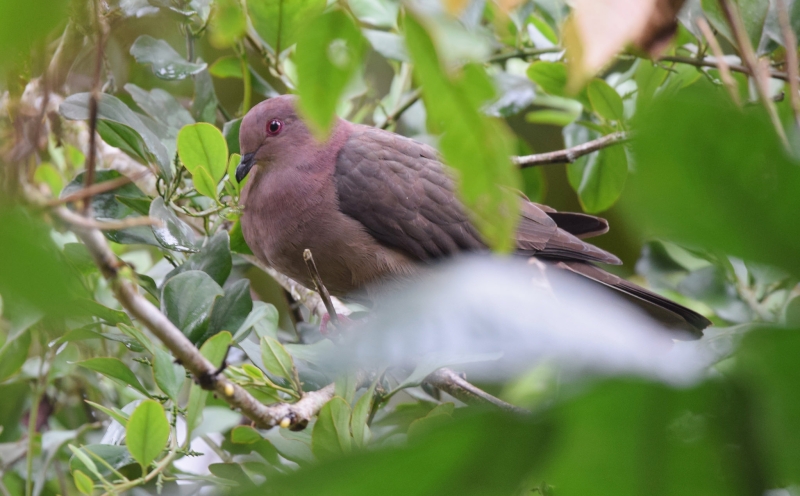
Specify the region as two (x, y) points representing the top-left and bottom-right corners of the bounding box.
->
(266, 119), (283, 136)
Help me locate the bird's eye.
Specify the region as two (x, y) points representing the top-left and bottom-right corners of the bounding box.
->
(266, 119), (283, 136)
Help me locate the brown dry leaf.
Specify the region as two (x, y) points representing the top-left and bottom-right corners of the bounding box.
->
(566, 0), (686, 91)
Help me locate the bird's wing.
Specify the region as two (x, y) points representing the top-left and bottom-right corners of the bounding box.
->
(334, 125), (619, 264)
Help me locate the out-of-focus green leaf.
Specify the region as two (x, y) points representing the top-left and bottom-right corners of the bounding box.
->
(203, 279), (253, 344)
(296, 9), (367, 138)
(0, 383), (28, 442)
(407, 410), (454, 443)
(85, 400), (129, 426)
(125, 83), (195, 131)
(149, 197), (198, 252)
(33, 163), (63, 196)
(153, 347), (185, 402)
(223, 118), (242, 155)
(209, 0), (246, 47)
(312, 397), (352, 461)
(527, 61), (568, 96)
(0, 0), (66, 72)
(363, 30), (408, 61)
(210, 56), (243, 79)
(229, 218), (253, 254)
(735, 328), (800, 484)
(701, 0), (769, 49)
(405, 15), (520, 252)
(165, 231), (232, 286)
(635, 60), (668, 106)
(626, 85), (800, 276)
(178, 122), (228, 198)
(78, 358), (150, 396)
(186, 332), (232, 434)
(568, 143), (627, 213)
(587, 78), (624, 121)
(227, 153), (242, 193)
(126, 400), (170, 470)
(0, 208), (81, 316)
(75, 298), (132, 326)
(130, 35), (206, 80)
(61, 170), (149, 221)
(161, 270), (224, 343)
(534, 379), (761, 496)
(260, 336), (295, 384)
(60, 93), (172, 178)
(72, 470), (93, 495)
(348, 0), (398, 28)
(247, 0), (326, 53)
(209, 463), (254, 486)
(526, 109), (579, 126)
(95, 120), (149, 163)
(350, 381), (376, 448)
(0, 330), (31, 382)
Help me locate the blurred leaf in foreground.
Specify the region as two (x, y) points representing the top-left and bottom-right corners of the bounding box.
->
(625, 85), (800, 276)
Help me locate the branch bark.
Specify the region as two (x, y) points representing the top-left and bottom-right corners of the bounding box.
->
(512, 131), (630, 167)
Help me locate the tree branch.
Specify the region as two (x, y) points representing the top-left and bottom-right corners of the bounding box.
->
(52, 206), (334, 430)
(425, 368), (528, 414)
(512, 131), (630, 167)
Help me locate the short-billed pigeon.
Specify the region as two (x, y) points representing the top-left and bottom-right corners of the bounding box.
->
(236, 95), (711, 335)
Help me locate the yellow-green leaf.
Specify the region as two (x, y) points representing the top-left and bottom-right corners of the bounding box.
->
(73, 469), (94, 495)
(126, 399), (170, 470)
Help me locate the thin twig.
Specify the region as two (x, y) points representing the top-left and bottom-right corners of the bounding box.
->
(46, 173), (141, 206)
(380, 89), (422, 130)
(777, 0), (800, 128)
(83, 0), (109, 213)
(657, 54), (798, 83)
(696, 17), (740, 106)
(487, 47), (563, 63)
(512, 131), (630, 167)
(303, 249), (339, 326)
(56, 209), (162, 230)
(426, 368), (528, 414)
(718, 0), (788, 146)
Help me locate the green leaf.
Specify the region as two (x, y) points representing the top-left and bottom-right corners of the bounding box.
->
(165, 231), (232, 286)
(209, 56), (243, 79)
(85, 400), (129, 426)
(209, 0), (246, 48)
(231, 425), (263, 444)
(296, 9), (367, 138)
(61, 170), (150, 221)
(209, 463), (254, 486)
(126, 400), (170, 470)
(527, 61), (568, 96)
(404, 15), (520, 252)
(223, 118), (242, 155)
(229, 218), (253, 254)
(625, 85), (800, 276)
(635, 60), (667, 106)
(186, 332), (232, 434)
(118, 323), (156, 355)
(351, 380), (378, 448)
(75, 298), (132, 326)
(153, 347), (185, 402)
(587, 78), (624, 121)
(407, 412), (454, 443)
(247, 0), (326, 53)
(701, 0), (769, 49)
(193, 68), (219, 124)
(178, 122), (229, 188)
(227, 153), (242, 193)
(60, 93), (172, 179)
(73, 469), (93, 495)
(203, 279), (253, 345)
(125, 83), (195, 131)
(312, 397), (352, 461)
(33, 162), (63, 196)
(161, 270), (224, 343)
(78, 358), (150, 396)
(0, 329), (31, 382)
(130, 35), (207, 80)
(572, 144), (627, 214)
(95, 120), (149, 161)
(149, 197), (198, 252)
(260, 336), (296, 384)
(0, 0), (66, 72)
(348, 0), (398, 28)
(525, 109), (579, 126)
(69, 444), (136, 483)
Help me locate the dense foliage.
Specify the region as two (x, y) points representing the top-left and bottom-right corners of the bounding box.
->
(2, 0), (800, 494)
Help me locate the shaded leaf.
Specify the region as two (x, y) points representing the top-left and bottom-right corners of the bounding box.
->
(587, 78), (625, 121)
(149, 197), (198, 252)
(161, 270), (224, 343)
(247, 0), (326, 53)
(153, 347), (186, 402)
(125, 83), (195, 130)
(570, 143), (628, 213)
(78, 358), (149, 396)
(312, 397), (352, 461)
(203, 279), (253, 344)
(260, 336), (295, 383)
(193, 67), (219, 124)
(0, 330), (31, 382)
(130, 35), (206, 80)
(165, 231), (232, 286)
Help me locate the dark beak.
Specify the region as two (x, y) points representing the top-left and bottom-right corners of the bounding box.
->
(235, 152), (256, 183)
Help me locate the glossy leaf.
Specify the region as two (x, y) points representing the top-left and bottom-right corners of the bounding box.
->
(126, 399), (170, 470)
(295, 9), (367, 138)
(203, 279), (253, 344)
(130, 35), (206, 80)
(164, 231), (232, 286)
(312, 397), (353, 461)
(149, 197), (198, 252)
(247, 0), (326, 53)
(77, 358), (149, 396)
(60, 93), (172, 178)
(161, 270), (224, 343)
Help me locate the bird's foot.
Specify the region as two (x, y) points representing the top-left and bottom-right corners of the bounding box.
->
(320, 313), (353, 339)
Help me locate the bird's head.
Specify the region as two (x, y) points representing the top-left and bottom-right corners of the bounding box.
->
(236, 94), (316, 183)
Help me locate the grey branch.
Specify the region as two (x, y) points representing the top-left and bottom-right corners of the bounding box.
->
(425, 368), (528, 414)
(55, 206), (333, 430)
(512, 131), (630, 167)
